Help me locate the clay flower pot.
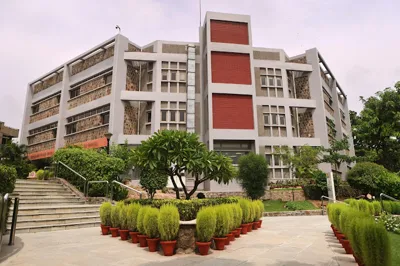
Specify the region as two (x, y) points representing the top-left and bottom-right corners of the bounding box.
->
(258, 220), (262, 228)
(235, 228), (241, 237)
(337, 233), (345, 242)
(240, 224), (248, 234)
(252, 222), (258, 230)
(147, 238), (160, 252)
(353, 254), (365, 266)
(110, 227), (120, 237)
(129, 232), (139, 244)
(100, 224), (110, 235)
(160, 240), (176, 256)
(341, 239), (353, 254)
(224, 234), (233, 245)
(196, 241), (211, 256)
(229, 231), (236, 241)
(138, 234), (148, 247)
(213, 237), (227, 250)
(247, 223), (253, 232)
(119, 229), (129, 241)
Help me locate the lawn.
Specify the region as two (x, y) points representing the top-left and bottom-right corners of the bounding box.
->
(390, 233), (400, 265)
(263, 200), (318, 212)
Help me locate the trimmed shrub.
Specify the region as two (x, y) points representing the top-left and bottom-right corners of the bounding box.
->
(126, 203), (141, 231)
(144, 207), (160, 239)
(367, 202), (375, 216)
(0, 165), (17, 194)
(382, 201), (392, 213)
(158, 204), (180, 241)
(257, 200), (265, 215)
(99, 202), (112, 226)
(225, 204), (235, 231)
(358, 199), (369, 214)
(372, 201), (382, 216)
(36, 169), (45, 180)
(237, 153), (269, 200)
(137, 206), (151, 234)
(196, 207), (216, 242)
(390, 202), (400, 215)
(231, 204), (243, 229)
(139, 169), (168, 200)
(110, 205), (121, 228)
(214, 205), (230, 237)
(348, 199), (359, 210)
(119, 205), (128, 230)
(238, 199), (251, 224)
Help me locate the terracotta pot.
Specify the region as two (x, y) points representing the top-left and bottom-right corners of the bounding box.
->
(342, 239), (353, 254)
(110, 227), (120, 237)
(235, 228), (241, 237)
(247, 223), (253, 232)
(224, 234), (233, 245)
(147, 238), (160, 252)
(196, 241), (211, 256)
(119, 229), (129, 240)
(353, 254), (365, 266)
(129, 231), (139, 244)
(100, 224), (110, 235)
(337, 233), (345, 242)
(252, 222), (258, 230)
(259, 219), (263, 228)
(240, 224), (248, 234)
(213, 237), (227, 250)
(160, 240), (176, 256)
(138, 234), (148, 247)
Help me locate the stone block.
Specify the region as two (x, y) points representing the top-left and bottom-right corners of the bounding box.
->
(30, 106), (59, 123)
(68, 85), (111, 109)
(253, 51), (280, 61)
(71, 46), (114, 76)
(64, 126), (108, 145)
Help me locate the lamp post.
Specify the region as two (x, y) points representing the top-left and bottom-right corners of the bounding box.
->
(104, 132), (113, 154)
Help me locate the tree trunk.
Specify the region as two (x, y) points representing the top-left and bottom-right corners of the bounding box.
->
(177, 174), (188, 199)
(186, 181), (200, 199)
(169, 174), (180, 199)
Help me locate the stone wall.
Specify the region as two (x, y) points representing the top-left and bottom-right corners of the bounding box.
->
(324, 102), (335, 116)
(76, 115), (103, 132)
(298, 110), (315, 138)
(80, 76), (106, 94)
(28, 131), (54, 145)
(71, 46), (114, 76)
(294, 76), (310, 99)
(27, 140), (56, 153)
(289, 56), (307, 64)
(33, 71), (63, 94)
(201, 189), (305, 201)
(176, 224), (196, 254)
(65, 125), (108, 145)
(253, 51), (280, 61)
(68, 85), (111, 109)
(37, 96), (59, 112)
(162, 44), (186, 54)
(30, 106), (59, 123)
(126, 64), (140, 91)
(123, 105), (138, 135)
(127, 43), (140, 52)
(142, 46), (154, 53)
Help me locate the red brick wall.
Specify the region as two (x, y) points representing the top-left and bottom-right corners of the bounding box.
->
(212, 94), (254, 129)
(211, 52), (251, 85)
(210, 20), (249, 45)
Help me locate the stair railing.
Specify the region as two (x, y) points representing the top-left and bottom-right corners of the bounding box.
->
(380, 193), (399, 212)
(111, 180), (143, 200)
(55, 161), (87, 197)
(320, 195), (348, 215)
(86, 180), (109, 198)
(0, 193), (19, 250)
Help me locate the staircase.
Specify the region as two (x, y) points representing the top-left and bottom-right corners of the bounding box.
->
(8, 179), (101, 233)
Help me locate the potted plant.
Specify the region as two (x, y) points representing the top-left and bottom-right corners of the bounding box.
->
(238, 199), (251, 234)
(99, 202), (112, 235)
(247, 201), (255, 232)
(158, 204), (180, 256)
(225, 205), (234, 245)
(252, 201), (263, 229)
(137, 206), (151, 247)
(196, 206), (216, 255)
(110, 204), (121, 237)
(127, 203), (141, 244)
(233, 204), (243, 237)
(213, 205), (229, 250)
(144, 207), (160, 252)
(119, 204), (129, 240)
(257, 200), (264, 228)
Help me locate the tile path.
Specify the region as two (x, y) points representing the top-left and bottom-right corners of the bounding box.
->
(0, 216), (356, 266)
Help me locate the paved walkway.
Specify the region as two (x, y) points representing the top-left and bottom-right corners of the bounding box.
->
(0, 216), (356, 266)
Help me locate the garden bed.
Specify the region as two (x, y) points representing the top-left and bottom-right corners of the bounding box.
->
(263, 200), (318, 212)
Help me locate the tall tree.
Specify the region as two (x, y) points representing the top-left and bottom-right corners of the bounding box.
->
(351, 82), (400, 172)
(320, 138), (356, 171)
(0, 141), (34, 178)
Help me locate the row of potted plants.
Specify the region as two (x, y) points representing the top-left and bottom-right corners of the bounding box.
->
(99, 198), (264, 256)
(327, 203), (390, 266)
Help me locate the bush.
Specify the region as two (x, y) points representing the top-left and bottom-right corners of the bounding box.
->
(0, 165), (17, 194)
(373, 201), (382, 216)
(367, 202), (375, 216)
(214, 205), (230, 237)
(126, 203), (141, 231)
(237, 153), (269, 200)
(139, 169), (168, 200)
(144, 207), (160, 239)
(110, 205), (121, 228)
(225, 204), (235, 231)
(158, 204), (180, 241)
(53, 147), (127, 200)
(285, 201), (316, 211)
(257, 200), (265, 215)
(119, 204), (128, 230)
(358, 199), (369, 214)
(348, 199), (359, 210)
(137, 206), (151, 234)
(99, 202), (112, 226)
(196, 207), (216, 242)
(390, 202), (400, 215)
(383, 201), (392, 213)
(375, 213), (400, 234)
(231, 204), (243, 229)
(36, 169), (45, 180)
(238, 198), (251, 224)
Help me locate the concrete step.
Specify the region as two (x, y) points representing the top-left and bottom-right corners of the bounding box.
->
(14, 191), (73, 196)
(8, 210), (100, 221)
(9, 221), (101, 233)
(7, 216), (100, 227)
(15, 201), (86, 208)
(14, 184), (65, 190)
(16, 179), (59, 185)
(11, 205), (100, 215)
(14, 188), (68, 193)
(19, 198), (82, 204)
(17, 195), (79, 200)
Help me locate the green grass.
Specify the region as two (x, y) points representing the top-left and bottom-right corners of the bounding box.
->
(263, 200), (317, 212)
(390, 233), (400, 265)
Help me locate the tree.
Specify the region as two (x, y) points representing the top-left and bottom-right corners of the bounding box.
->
(132, 130), (236, 199)
(109, 140), (135, 172)
(320, 138), (356, 171)
(237, 153), (269, 200)
(0, 141), (35, 178)
(351, 82), (400, 172)
(139, 170), (168, 199)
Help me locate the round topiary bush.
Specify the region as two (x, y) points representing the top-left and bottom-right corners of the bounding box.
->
(225, 204), (235, 231)
(372, 201), (382, 216)
(158, 204), (180, 241)
(214, 205), (230, 238)
(382, 201), (392, 214)
(348, 199), (359, 210)
(231, 204), (243, 229)
(144, 207), (160, 239)
(196, 207), (216, 243)
(358, 199), (369, 214)
(127, 203), (141, 232)
(137, 206), (151, 234)
(99, 202), (112, 226)
(110, 205), (121, 228)
(119, 204), (128, 230)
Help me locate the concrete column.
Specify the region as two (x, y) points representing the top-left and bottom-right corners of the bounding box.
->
(55, 64), (69, 149)
(326, 172), (336, 201)
(19, 85), (33, 145)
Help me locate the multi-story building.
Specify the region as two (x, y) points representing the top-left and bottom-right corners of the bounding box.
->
(21, 11), (354, 192)
(0, 122), (19, 144)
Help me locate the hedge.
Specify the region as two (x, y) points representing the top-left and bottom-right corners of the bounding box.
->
(0, 165), (17, 194)
(125, 197), (239, 221)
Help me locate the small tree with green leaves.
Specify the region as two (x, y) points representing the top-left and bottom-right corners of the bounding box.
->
(158, 204), (180, 241)
(139, 169), (168, 199)
(126, 203), (141, 232)
(237, 153), (269, 200)
(144, 207), (160, 239)
(119, 205), (129, 230)
(196, 207), (216, 242)
(99, 202), (112, 226)
(137, 206), (151, 235)
(214, 205), (230, 238)
(320, 138), (356, 172)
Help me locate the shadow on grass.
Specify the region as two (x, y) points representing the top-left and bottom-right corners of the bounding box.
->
(0, 235), (24, 263)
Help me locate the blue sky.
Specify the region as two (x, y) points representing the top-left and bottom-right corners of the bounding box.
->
(1, 0), (399, 129)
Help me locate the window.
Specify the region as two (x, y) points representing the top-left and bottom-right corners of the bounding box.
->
(179, 72), (186, 82)
(265, 145), (291, 179)
(170, 71), (177, 81)
(214, 140), (253, 165)
(66, 123), (77, 135)
(57, 95), (61, 103)
(279, 115), (286, 125)
(268, 77), (275, 86)
(66, 105), (110, 124)
(262, 105), (286, 137)
(105, 74), (112, 84)
(32, 105), (39, 114)
(161, 61), (187, 93)
(259, 67), (284, 98)
(52, 128), (57, 138)
(28, 122), (57, 136)
(160, 101), (186, 130)
(70, 88), (80, 99)
(146, 111), (152, 123)
(162, 71), (168, 81)
(263, 114), (269, 125)
(170, 111), (176, 122)
(179, 110), (185, 122)
(261, 76), (266, 86)
(161, 111), (167, 122)
(101, 113), (110, 125)
(276, 77), (282, 87)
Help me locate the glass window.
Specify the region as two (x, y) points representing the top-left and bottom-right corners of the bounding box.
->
(275, 69), (282, 76)
(170, 62), (177, 69)
(265, 154), (272, 165)
(162, 71), (168, 81)
(170, 71), (177, 81)
(274, 155), (281, 166)
(179, 62), (186, 70)
(162, 61), (169, 68)
(170, 111), (176, 122)
(179, 72), (186, 82)
(105, 74), (112, 84)
(161, 111), (167, 122)
(271, 114), (278, 125)
(179, 111), (185, 122)
(263, 114), (270, 125)
(268, 68), (274, 75)
(147, 111), (151, 123)
(279, 114), (286, 125)
(101, 113), (110, 124)
(268, 77), (275, 86)
(276, 77), (282, 87)
(261, 76), (266, 86)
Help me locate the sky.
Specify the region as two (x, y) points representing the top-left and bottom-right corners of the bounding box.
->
(1, 0), (399, 130)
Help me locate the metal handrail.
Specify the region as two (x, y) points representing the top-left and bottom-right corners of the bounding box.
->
(55, 161), (87, 197)
(380, 193), (399, 212)
(87, 180), (109, 198)
(110, 180), (143, 200)
(320, 196), (348, 215)
(0, 193), (19, 247)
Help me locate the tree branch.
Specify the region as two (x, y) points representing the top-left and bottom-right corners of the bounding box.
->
(176, 172), (188, 198)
